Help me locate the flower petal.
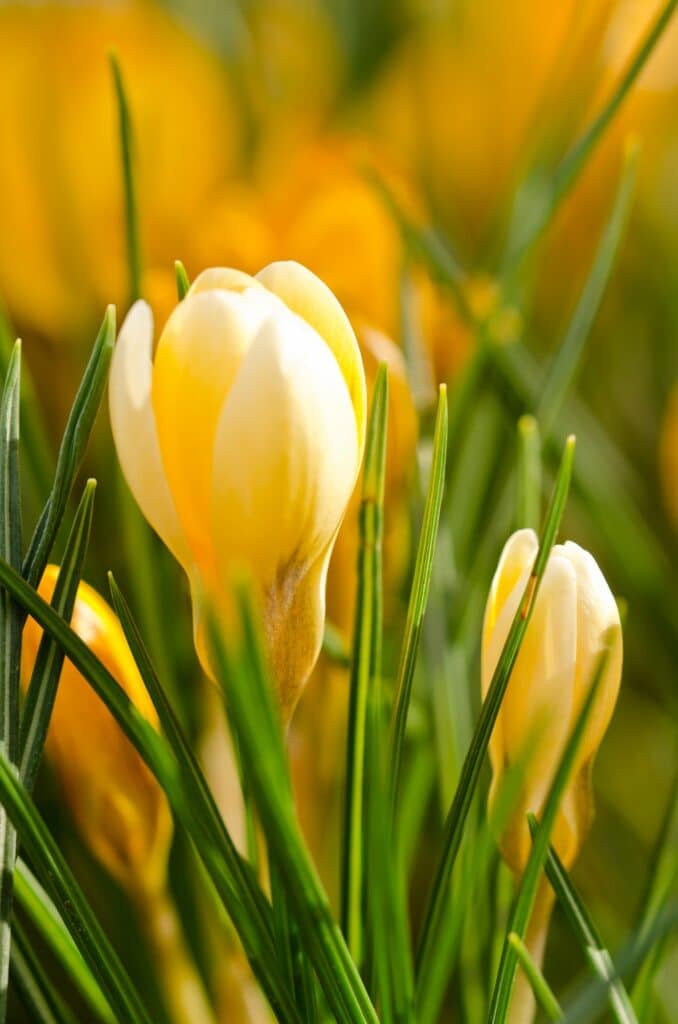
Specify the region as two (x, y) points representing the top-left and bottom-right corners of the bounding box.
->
(152, 287), (282, 573)
(255, 260), (367, 453)
(109, 301), (189, 566)
(561, 540), (623, 763)
(210, 308), (359, 590)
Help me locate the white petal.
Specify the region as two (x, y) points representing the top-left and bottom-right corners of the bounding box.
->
(562, 541), (623, 763)
(210, 308), (359, 588)
(109, 301), (189, 567)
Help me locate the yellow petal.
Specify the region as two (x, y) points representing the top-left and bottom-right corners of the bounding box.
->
(109, 301), (189, 567)
(152, 287), (283, 573)
(210, 308), (359, 587)
(255, 260), (367, 453)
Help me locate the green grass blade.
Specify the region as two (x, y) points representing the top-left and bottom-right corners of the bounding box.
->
(14, 859), (113, 1024)
(357, 366), (415, 1020)
(110, 53), (141, 304)
(0, 307), (52, 505)
(11, 920), (78, 1024)
(487, 642), (617, 1024)
(322, 621), (351, 668)
(390, 383), (447, 810)
(22, 307), (115, 590)
(175, 261), (190, 300)
(105, 576), (305, 1024)
(414, 435), (576, 1001)
(503, 0), (676, 266)
(0, 341), (22, 1022)
(0, 753), (153, 1024)
(530, 821), (638, 1024)
(630, 775), (678, 1018)
(516, 415), (541, 531)
(19, 480), (96, 791)
(207, 592), (379, 1024)
(507, 932), (563, 1021)
(341, 363), (388, 969)
(536, 141), (639, 432)
(561, 904), (678, 1024)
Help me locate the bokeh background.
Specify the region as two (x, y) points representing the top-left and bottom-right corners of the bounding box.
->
(1, 1), (677, 1020)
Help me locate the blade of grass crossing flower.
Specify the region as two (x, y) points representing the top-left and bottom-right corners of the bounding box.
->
(175, 261), (190, 300)
(507, 933), (563, 1022)
(19, 480), (96, 791)
(0, 342), (22, 1023)
(536, 142), (638, 433)
(529, 821), (638, 1024)
(502, 0), (676, 267)
(14, 859), (113, 1024)
(487, 642), (617, 1024)
(390, 384), (447, 812)
(516, 415), (541, 531)
(11, 919), (79, 1024)
(341, 363), (388, 967)
(106, 576), (308, 1024)
(207, 593), (379, 1024)
(414, 435), (576, 1002)
(110, 54), (141, 304)
(0, 753), (153, 1024)
(22, 307), (115, 590)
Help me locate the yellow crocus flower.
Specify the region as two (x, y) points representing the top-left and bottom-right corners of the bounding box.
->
(21, 565), (172, 895)
(482, 528), (623, 873)
(482, 529), (623, 1024)
(109, 261), (366, 719)
(659, 382), (678, 528)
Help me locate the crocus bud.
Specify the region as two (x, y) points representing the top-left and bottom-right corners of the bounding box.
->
(21, 567), (173, 897)
(482, 528), (623, 873)
(109, 261), (366, 719)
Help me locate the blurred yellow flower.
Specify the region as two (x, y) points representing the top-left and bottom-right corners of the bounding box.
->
(110, 262), (366, 719)
(21, 565), (172, 896)
(482, 528), (623, 873)
(0, 0), (240, 343)
(363, 1), (617, 259)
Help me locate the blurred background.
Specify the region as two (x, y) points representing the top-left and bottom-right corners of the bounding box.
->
(1, 1), (677, 1021)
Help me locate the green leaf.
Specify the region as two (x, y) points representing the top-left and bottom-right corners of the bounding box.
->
(531, 821), (638, 1024)
(390, 383), (447, 809)
(516, 415), (541, 531)
(175, 260), (190, 300)
(341, 363), (388, 968)
(414, 435), (576, 1003)
(207, 590), (379, 1024)
(20, 480), (96, 792)
(507, 932), (563, 1021)
(11, 919), (78, 1024)
(0, 341), (22, 1022)
(110, 53), (141, 304)
(105, 575), (304, 1024)
(487, 641), (617, 1023)
(22, 306), (115, 591)
(0, 752), (153, 1024)
(14, 859), (113, 1024)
